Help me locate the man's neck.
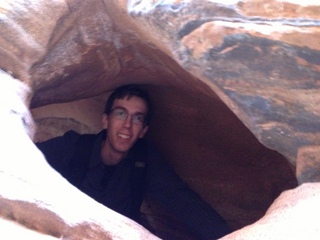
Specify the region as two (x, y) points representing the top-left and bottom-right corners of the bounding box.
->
(100, 140), (127, 166)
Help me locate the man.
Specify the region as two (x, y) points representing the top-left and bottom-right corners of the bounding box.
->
(36, 84), (231, 239)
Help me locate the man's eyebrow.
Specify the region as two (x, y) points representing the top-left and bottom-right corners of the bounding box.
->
(113, 106), (146, 116)
(135, 113), (146, 117)
(112, 106), (126, 110)
(133, 111), (146, 116)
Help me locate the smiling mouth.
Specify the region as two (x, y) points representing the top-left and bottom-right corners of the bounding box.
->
(118, 133), (130, 139)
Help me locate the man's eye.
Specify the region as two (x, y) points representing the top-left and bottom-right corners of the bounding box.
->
(115, 109), (126, 117)
(135, 115), (145, 123)
(118, 110), (125, 116)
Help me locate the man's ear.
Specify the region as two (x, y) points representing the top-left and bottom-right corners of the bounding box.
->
(102, 113), (109, 129)
(138, 125), (149, 138)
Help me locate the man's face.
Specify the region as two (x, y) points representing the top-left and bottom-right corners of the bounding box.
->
(102, 96), (149, 157)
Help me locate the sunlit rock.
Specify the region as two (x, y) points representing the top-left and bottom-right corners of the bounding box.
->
(221, 182), (320, 240)
(0, 70), (159, 239)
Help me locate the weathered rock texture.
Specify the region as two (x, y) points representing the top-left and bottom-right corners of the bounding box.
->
(0, 71), (159, 239)
(1, 0), (320, 239)
(222, 182), (320, 240)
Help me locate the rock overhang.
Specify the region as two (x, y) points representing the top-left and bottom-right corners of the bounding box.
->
(1, 0), (320, 239)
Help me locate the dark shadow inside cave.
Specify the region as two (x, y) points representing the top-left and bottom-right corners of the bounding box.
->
(31, 83), (297, 240)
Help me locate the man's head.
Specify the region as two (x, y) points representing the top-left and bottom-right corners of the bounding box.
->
(101, 85), (152, 164)
(104, 84), (152, 126)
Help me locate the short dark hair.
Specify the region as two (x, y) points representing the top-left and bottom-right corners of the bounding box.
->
(104, 84), (153, 125)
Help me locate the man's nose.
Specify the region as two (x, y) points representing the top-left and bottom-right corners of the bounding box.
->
(123, 115), (132, 128)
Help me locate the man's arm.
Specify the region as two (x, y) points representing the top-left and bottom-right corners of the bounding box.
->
(35, 130), (80, 176)
(145, 144), (232, 240)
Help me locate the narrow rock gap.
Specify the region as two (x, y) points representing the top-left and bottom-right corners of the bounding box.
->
(31, 83), (297, 239)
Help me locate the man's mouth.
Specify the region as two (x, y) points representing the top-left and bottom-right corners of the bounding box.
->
(118, 133), (130, 139)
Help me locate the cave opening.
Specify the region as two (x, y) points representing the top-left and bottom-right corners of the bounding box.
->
(2, 0), (320, 238)
(31, 82), (297, 240)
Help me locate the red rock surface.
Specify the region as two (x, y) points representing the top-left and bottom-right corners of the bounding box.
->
(1, 0), (320, 239)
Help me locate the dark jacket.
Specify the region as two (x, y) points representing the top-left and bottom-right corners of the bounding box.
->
(36, 130), (231, 239)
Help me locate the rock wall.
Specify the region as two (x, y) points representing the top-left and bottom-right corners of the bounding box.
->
(1, 0), (320, 239)
(0, 71), (158, 239)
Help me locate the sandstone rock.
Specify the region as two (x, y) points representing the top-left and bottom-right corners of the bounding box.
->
(221, 182), (320, 240)
(0, 71), (159, 240)
(0, 0), (320, 239)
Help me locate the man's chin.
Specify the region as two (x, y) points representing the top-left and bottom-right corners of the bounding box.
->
(116, 142), (134, 153)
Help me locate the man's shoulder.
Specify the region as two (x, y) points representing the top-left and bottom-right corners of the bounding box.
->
(134, 138), (161, 160)
(36, 130), (80, 148)
(65, 130), (101, 142)
(63, 130), (81, 138)
(134, 138), (156, 151)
